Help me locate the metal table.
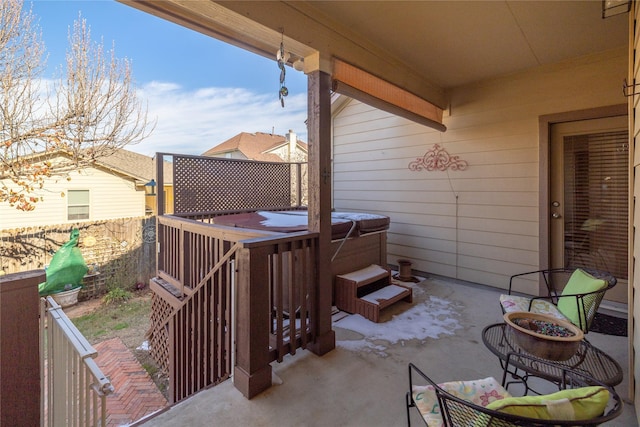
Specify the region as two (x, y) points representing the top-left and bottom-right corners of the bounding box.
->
(482, 323), (622, 393)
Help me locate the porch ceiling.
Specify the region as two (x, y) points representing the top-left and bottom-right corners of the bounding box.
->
(120, 0), (628, 110)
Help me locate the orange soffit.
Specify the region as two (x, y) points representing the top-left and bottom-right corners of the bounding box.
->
(332, 59), (445, 132)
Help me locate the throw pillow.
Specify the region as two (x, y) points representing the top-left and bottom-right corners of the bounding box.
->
(556, 269), (606, 328)
(485, 386), (609, 420)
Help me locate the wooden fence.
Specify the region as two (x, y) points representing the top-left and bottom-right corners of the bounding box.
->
(0, 217), (156, 299)
(157, 153), (306, 216)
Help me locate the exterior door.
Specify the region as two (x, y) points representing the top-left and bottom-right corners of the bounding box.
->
(550, 116), (628, 304)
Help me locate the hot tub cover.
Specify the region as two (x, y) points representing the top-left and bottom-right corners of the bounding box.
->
(212, 210), (389, 239)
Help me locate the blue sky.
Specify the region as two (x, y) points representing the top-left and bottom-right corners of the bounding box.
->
(30, 0), (308, 156)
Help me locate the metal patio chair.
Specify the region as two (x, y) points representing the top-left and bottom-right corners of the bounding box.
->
(406, 355), (622, 426)
(499, 267), (616, 334)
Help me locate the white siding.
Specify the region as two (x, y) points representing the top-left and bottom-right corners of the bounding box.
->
(0, 164), (145, 230)
(270, 145), (307, 162)
(333, 47), (626, 291)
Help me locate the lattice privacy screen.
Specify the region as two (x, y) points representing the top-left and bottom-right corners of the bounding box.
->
(173, 156), (299, 214)
(149, 292), (172, 374)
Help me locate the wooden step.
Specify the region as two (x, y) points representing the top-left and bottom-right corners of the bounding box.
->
(356, 284), (413, 322)
(335, 264), (412, 323)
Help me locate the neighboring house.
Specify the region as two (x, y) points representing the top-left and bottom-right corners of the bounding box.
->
(99, 149), (174, 215)
(0, 148), (173, 229)
(200, 130), (309, 207)
(202, 130), (308, 162)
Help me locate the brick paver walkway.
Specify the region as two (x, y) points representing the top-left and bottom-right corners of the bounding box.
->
(94, 338), (168, 426)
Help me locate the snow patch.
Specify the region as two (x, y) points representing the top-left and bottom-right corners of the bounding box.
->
(335, 295), (461, 354)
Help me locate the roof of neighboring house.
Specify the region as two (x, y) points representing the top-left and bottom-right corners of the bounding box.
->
(96, 149), (154, 183)
(202, 132), (308, 162)
(17, 148), (173, 185)
(97, 148), (173, 185)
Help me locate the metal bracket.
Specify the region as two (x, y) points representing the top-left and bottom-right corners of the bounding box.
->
(622, 78), (640, 97)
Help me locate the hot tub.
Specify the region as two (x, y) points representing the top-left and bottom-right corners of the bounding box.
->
(212, 210), (390, 296)
(212, 210), (389, 240)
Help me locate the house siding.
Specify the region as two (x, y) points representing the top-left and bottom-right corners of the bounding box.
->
(333, 47), (626, 292)
(0, 165), (145, 229)
(270, 145), (307, 162)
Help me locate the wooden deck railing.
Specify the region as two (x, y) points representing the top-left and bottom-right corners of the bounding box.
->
(150, 214), (319, 402)
(40, 296), (114, 427)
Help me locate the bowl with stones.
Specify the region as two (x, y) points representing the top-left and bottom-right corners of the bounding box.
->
(504, 311), (584, 361)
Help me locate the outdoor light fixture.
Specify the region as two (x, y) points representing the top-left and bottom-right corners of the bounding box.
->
(144, 179), (157, 196)
(602, 0), (631, 18)
(292, 57), (304, 72)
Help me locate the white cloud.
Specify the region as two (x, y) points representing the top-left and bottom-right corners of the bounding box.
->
(130, 81), (308, 157)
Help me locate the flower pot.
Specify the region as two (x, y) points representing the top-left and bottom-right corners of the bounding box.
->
(504, 311), (583, 361)
(51, 286), (82, 308)
(397, 259), (413, 281)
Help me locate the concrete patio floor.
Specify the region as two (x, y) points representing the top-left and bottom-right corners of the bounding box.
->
(135, 275), (636, 426)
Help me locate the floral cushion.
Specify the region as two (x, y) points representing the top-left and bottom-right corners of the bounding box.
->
(412, 377), (510, 426)
(499, 294), (567, 321)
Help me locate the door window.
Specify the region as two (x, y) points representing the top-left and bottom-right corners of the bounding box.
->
(563, 130), (628, 280)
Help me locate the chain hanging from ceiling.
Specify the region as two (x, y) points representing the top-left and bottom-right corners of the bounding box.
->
(277, 30), (289, 108)
(408, 144), (468, 172)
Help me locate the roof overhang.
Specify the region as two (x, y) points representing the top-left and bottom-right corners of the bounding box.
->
(118, 0), (448, 122)
(119, 1), (627, 131)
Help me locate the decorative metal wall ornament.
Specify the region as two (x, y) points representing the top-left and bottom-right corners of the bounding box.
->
(142, 223), (156, 244)
(277, 30), (289, 108)
(408, 144), (468, 172)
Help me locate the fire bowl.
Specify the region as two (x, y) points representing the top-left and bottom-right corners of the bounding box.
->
(504, 311), (584, 361)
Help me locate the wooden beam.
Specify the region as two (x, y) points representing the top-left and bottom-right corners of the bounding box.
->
(118, 0), (447, 109)
(306, 69), (336, 356)
(332, 59), (446, 132)
(119, 0), (315, 71)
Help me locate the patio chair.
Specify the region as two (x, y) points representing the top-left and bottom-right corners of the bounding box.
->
(499, 267), (616, 334)
(406, 355), (622, 426)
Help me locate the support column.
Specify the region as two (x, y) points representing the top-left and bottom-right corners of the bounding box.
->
(0, 270), (44, 426)
(233, 246), (273, 398)
(307, 68), (336, 355)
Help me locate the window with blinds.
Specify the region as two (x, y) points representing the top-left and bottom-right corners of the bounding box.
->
(67, 189), (90, 220)
(563, 130), (628, 279)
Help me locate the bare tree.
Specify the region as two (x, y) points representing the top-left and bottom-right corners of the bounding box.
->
(0, 0), (153, 211)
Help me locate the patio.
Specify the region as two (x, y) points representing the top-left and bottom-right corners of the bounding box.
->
(134, 274), (635, 426)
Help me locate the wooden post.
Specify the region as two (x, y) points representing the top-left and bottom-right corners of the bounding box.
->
(155, 153), (164, 284)
(156, 153), (165, 217)
(307, 69), (336, 355)
(233, 245), (273, 398)
(0, 270), (44, 426)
